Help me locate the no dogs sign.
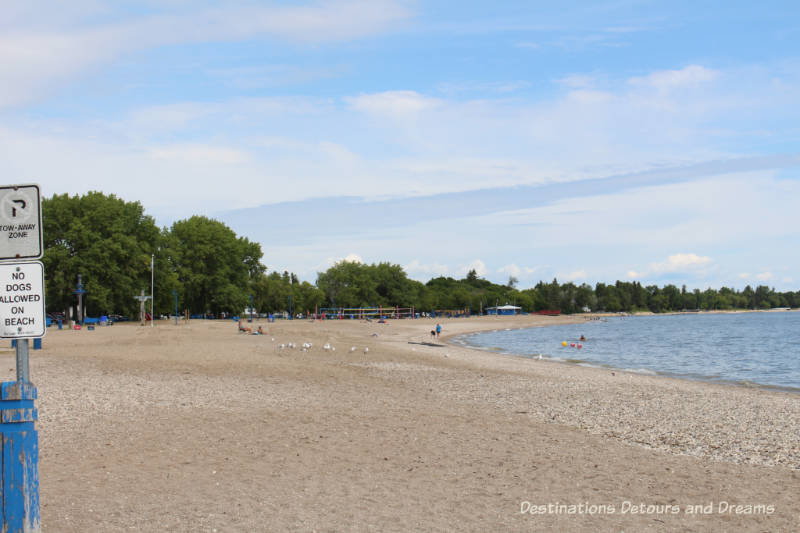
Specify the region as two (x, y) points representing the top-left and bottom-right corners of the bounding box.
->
(0, 262), (46, 338)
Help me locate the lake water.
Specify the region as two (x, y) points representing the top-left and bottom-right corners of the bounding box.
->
(452, 312), (800, 391)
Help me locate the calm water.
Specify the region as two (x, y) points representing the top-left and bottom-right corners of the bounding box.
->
(453, 312), (800, 391)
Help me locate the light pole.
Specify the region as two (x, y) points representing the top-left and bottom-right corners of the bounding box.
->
(150, 254), (154, 328)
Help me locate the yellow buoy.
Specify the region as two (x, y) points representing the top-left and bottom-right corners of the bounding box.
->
(562, 341), (567, 347)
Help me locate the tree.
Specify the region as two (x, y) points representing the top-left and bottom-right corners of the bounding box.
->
(316, 260), (424, 309)
(165, 216), (264, 315)
(42, 192), (163, 317)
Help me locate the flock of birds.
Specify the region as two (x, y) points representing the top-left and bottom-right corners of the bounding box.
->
(271, 339), (370, 354)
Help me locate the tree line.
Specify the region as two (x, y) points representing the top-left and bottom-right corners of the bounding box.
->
(42, 192), (799, 319)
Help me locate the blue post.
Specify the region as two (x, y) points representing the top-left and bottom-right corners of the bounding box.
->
(32, 339), (41, 351)
(0, 381), (40, 532)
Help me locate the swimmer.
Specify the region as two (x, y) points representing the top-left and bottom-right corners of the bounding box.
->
(580, 335), (586, 341)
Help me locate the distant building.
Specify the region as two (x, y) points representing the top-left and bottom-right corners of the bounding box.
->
(486, 305), (521, 315)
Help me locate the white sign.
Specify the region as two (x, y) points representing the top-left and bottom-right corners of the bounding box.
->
(0, 184), (43, 260)
(0, 262), (46, 338)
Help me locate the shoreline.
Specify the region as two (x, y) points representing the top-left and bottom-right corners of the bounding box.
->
(446, 314), (800, 395)
(420, 316), (799, 470)
(453, 337), (800, 396)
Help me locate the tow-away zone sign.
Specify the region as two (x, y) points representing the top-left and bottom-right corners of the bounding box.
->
(0, 184), (43, 260)
(0, 262), (46, 338)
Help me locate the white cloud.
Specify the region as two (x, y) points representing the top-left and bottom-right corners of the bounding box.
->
(650, 253), (712, 274)
(498, 264), (538, 277)
(0, 1), (412, 109)
(345, 91), (442, 119)
(2, 57), (798, 221)
(565, 89), (613, 104)
(404, 260), (449, 277)
(149, 144), (250, 165)
(738, 271), (777, 283)
(436, 80), (531, 95)
(498, 264), (521, 277)
(554, 74), (596, 88)
(559, 269), (587, 281)
(343, 253), (363, 263)
(457, 259), (487, 278)
(628, 65), (719, 89)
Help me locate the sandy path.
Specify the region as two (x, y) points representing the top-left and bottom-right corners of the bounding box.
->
(9, 315), (797, 532)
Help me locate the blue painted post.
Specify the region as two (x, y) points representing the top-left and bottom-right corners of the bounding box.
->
(0, 381), (40, 532)
(32, 339), (41, 351)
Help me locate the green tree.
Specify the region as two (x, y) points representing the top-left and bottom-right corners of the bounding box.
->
(42, 192), (164, 317)
(165, 216), (264, 315)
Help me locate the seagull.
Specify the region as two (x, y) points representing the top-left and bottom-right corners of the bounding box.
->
(363, 347), (369, 354)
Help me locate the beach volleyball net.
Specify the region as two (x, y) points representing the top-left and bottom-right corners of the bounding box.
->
(314, 306), (415, 319)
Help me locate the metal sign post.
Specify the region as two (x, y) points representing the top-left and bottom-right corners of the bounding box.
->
(0, 184), (44, 532)
(150, 255), (154, 328)
(73, 274), (86, 326)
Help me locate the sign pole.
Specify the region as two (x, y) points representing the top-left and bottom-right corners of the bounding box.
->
(15, 339), (29, 384)
(150, 254), (154, 328)
(77, 274), (83, 325)
(0, 184), (43, 532)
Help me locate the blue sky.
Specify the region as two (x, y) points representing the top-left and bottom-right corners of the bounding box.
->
(2, 1), (799, 290)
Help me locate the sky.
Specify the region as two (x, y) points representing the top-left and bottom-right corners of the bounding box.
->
(1, 1), (799, 290)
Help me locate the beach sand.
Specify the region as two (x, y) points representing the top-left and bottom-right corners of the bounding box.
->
(13, 315), (799, 532)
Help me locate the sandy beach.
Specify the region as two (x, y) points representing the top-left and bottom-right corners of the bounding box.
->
(13, 315), (799, 532)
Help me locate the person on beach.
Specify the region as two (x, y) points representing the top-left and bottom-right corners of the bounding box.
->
(436, 323), (442, 338)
